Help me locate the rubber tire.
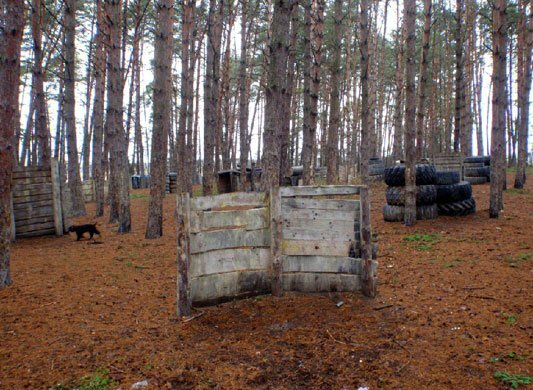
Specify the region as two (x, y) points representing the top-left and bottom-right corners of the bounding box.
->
(368, 163), (385, 176)
(463, 156), (490, 165)
(464, 176), (487, 185)
(464, 166), (490, 177)
(369, 158), (383, 164)
(385, 185), (437, 206)
(384, 164), (436, 186)
(383, 204), (404, 222)
(383, 203), (438, 221)
(417, 204), (438, 220)
(438, 198), (476, 216)
(436, 181), (472, 203)
(435, 171), (460, 185)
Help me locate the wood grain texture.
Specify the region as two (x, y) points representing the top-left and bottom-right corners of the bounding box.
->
(190, 191), (267, 211)
(191, 248), (270, 278)
(282, 239), (352, 257)
(190, 207), (268, 233)
(282, 256), (363, 274)
(282, 198), (360, 211)
(280, 185), (362, 197)
(190, 228), (270, 254)
(282, 273), (362, 292)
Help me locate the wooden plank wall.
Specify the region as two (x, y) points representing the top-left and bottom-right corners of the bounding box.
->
(11, 162), (63, 238)
(279, 185), (376, 294)
(431, 153), (463, 179)
(187, 192), (271, 306)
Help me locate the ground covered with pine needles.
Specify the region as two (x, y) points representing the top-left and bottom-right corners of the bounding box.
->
(1, 173), (532, 389)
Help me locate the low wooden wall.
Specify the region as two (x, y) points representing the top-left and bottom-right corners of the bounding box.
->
(431, 153), (463, 179)
(177, 186), (377, 316)
(11, 160), (63, 238)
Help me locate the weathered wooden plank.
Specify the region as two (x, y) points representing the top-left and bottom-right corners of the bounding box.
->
(12, 185), (53, 199)
(282, 217), (356, 231)
(270, 187), (283, 296)
(12, 193), (54, 204)
(14, 206), (54, 221)
(13, 165), (49, 173)
(50, 158), (65, 236)
(191, 270), (271, 305)
(190, 192), (267, 211)
(15, 215), (55, 226)
(283, 208), (356, 222)
(280, 185), (362, 197)
(190, 228), (270, 254)
(282, 273), (362, 293)
(283, 256), (361, 274)
(190, 207), (269, 233)
(282, 227), (354, 241)
(177, 193), (192, 317)
(12, 175), (51, 185)
(13, 199), (52, 210)
(12, 182), (53, 193)
(15, 221), (55, 233)
(191, 248), (270, 278)
(16, 228), (56, 238)
(282, 198), (359, 212)
(282, 240), (352, 257)
(11, 170), (51, 180)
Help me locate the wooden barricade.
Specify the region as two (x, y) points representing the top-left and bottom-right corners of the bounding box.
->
(176, 186), (377, 317)
(11, 159), (63, 238)
(431, 153), (463, 179)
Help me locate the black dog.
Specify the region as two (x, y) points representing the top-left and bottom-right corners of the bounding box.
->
(68, 223), (100, 241)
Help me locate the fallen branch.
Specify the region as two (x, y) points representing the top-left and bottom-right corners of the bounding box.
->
(326, 329), (365, 347)
(373, 304), (394, 311)
(182, 311), (205, 323)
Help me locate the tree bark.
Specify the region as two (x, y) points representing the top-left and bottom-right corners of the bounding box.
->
(238, 0), (250, 186)
(92, 0), (106, 217)
(0, 0), (25, 289)
(514, 0), (532, 189)
(392, 1), (405, 162)
(415, 0), (432, 160)
(64, 0), (86, 217)
(403, 0), (417, 226)
(360, 0), (370, 181)
(146, 0), (173, 239)
(489, 0), (508, 218)
(326, 0), (342, 184)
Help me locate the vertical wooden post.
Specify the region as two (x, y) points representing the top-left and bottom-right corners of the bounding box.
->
(176, 193), (192, 317)
(50, 159), (64, 236)
(360, 186), (376, 297)
(270, 187), (283, 296)
(10, 196), (15, 241)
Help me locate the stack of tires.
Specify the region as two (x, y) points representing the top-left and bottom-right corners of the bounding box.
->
(368, 158), (385, 181)
(463, 156), (490, 185)
(435, 171), (476, 216)
(382, 164), (438, 222)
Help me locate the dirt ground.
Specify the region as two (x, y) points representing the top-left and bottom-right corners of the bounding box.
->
(1, 174), (531, 389)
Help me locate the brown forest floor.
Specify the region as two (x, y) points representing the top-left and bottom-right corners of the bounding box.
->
(1, 173), (532, 389)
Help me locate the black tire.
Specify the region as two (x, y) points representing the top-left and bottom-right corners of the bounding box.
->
(435, 171), (460, 185)
(384, 164), (436, 186)
(368, 163), (385, 176)
(464, 166), (490, 177)
(369, 157), (383, 164)
(464, 176), (487, 185)
(464, 156), (490, 165)
(438, 198), (476, 216)
(417, 204), (438, 220)
(385, 185), (437, 206)
(383, 204), (404, 222)
(436, 181), (472, 203)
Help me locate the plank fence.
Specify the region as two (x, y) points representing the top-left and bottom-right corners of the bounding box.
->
(11, 159), (63, 238)
(431, 153), (463, 179)
(176, 186), (377, 316)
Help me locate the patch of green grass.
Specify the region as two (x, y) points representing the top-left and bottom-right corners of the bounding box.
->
(490, 352), (527, 364)
(443, 257), (467, 268)
(130, 192), (148, 199)
(505, 188), (530, 195)
(403, 233), (440, 251)
(494, 372), (532, 389)
(507, 352), (527, 361)
(503, 313), (518, 326)
(505, 253), (533, 268)
(77, 368), (117, 390)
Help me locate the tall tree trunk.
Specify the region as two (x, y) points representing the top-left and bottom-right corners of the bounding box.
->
(403, 0), (417, 226)
(415, 0), (432, 160)
(326, 0), (342, 184)
(203, 0), (224, 195)
(64, 0), (86, 216)
(262, 0), (292, 190)
(82, 14), (96, 180)
(489, 0), (508, 218)
(134, 38), (144, 176)
(238, 0), (250, 186)
(105, 0), (130, 232)
(514, 0), (531, 189)
(32, 0), (50, 167)
(392, 2), (405, 162)
(0, 0), (25, 289)
(360, 0), (370, 181)
(302, 0), (323, 185)
(146, 0), (173, 239)
(92, 0), (106, 217)
(454, 0), (465, 153)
